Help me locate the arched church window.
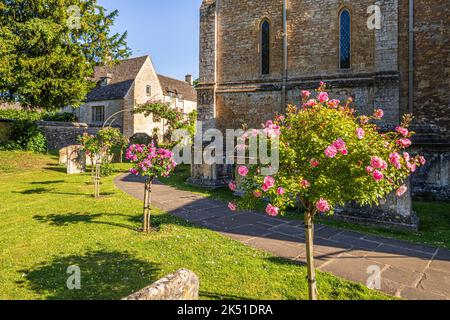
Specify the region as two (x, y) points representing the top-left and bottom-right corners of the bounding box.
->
(261, 20), (270, 75)
(339, 9), (351, 69)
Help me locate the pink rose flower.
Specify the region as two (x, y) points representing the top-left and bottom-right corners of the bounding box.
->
(389, 153), (402, 168)
(253, 190), (262, 198)
(374, 109), (384, 119)
(316, 198), (331, 213)
(419, 156), (427, 166)
(306, 99), (316, 107)
(265, 204), (280, 217)
(310, 159), (320, 168)
(333, 138), (347, 151)
(277, 187), (285, 195)
(228, 181), (237, 192)
(327, 99), (340, 109)
(371, 156), (384, 169)
(403, 152), (411, 162)
(356, 128), (365, 140)
(228, 202), (237, 212)
(238, 166), (249, 177)
(397, 138), (412, 148)
(325, 145), (338, 158)
(407, 162), (417, 173)
(381, 161), (388, 171)
(396, 126), (409, 137)
(366, 166), (374, 174)
(262, 184), (269, 192)
(301, 179), (311, 189)
(396, 185), (408, 197)
(340, 148), (349, 156)
(373, 170), (384, 182)
(264, 176), (275, 188)
(317, 92), (329, 103)
(302, 90), (311, 99)
(130, 168), (139, 175)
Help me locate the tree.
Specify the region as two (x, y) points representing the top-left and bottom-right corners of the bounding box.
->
(229, 82), (426, 300)
(78, 127), (127, 197)
(0, 0), (130, 110)
(126, 143), (177, 233)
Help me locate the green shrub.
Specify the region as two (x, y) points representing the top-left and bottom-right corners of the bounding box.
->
(0, 120), (47, 153)
(0, 110), (42, 121)
(42, 112), (78, 122)
(100, 162), (114, 177)
(0, 109), (77, 122)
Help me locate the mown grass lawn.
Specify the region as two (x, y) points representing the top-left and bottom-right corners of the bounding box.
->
(0, 151), (390, 300)
(162, 165), (450, 250)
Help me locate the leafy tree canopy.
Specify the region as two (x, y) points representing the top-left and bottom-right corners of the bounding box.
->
(0, 0), (130, 110)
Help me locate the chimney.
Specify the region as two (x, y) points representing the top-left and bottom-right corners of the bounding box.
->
(100, 73), (113, 86)
(185, 74), (193, 86)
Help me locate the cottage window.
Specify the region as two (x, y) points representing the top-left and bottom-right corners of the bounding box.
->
(146, 85), (152, 96)
(261, 20), (270, 75)
(339, 9), (351, 69)
(92, 106), (105, 123)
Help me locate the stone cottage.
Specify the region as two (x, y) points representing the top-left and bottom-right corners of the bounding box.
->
(195, 0), (449, 201)
(64, 55), (197, 139)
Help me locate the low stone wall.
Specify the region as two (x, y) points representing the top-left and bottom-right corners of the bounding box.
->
(123, 269), (199, 301)
(37, 121), (103, 150)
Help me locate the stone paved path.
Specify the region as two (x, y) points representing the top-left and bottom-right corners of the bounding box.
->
(115, 173), (450, 300)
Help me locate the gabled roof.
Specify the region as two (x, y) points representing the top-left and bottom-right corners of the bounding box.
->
(86, 56), (149, 102)
(157, 74), (197, 102)
(85, 55), (197, 103)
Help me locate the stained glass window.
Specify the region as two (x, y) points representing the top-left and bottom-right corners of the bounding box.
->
(261, 20), (270, 75)
(340, 10), (351, 69)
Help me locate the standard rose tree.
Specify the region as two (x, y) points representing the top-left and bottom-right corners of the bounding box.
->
(126, 144), (177, 232)
(79, 128), (126, 198)
(228, 82), (426, 300)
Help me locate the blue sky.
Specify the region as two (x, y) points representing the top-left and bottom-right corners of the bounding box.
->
(99, 0), (203, 80)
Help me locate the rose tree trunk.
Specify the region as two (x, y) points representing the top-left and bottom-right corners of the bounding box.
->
(143, 178), (153, 233)
(304, 210), (318, 300)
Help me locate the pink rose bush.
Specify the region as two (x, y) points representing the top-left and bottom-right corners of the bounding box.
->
(229, 82), (425, 215)
(227, 81), (426, 300)
(126, 143), (177, 179)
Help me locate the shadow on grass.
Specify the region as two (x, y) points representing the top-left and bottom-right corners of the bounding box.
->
(14, 188), (115, 197)
(17, 250), (161, 300)
(33, 212), (143, 231)
(17, 188), (52, 195)
(200, 291), (253, 300)
(44, 166), (67, 174)
(30, 180), (65, 185)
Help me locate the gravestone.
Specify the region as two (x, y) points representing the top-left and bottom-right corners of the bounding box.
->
(59, 147), (68, 166)
(123, 269), (199, 301)
(66, 145), (86, 174)
(334, 179), (419, 231)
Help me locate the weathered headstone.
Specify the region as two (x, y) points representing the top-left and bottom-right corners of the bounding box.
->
(59, 147), (68, 166)
(123, 269), (199, 301)
(66, 145), (86, 174)
(334, 179), (419, 231)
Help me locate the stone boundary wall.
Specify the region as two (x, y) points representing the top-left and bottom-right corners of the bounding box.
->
(36, 121), (106, 150)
